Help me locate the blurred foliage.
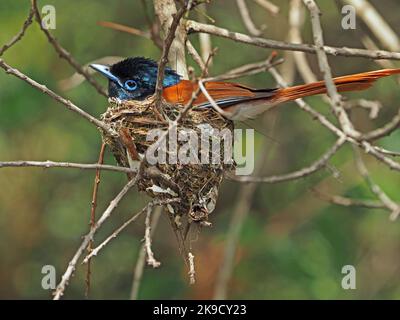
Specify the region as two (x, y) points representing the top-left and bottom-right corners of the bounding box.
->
(1, 0), (400, 299)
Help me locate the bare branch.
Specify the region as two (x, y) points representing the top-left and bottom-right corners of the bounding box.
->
(188, 252), (196, 285)
(0, 160), (133, 174)
(342, 0), (400, 52)
(312, 189), (387, 209)
(288, 0), (317, 84)
(236, 0), (263, 36)
(144, 204), (161, 268)
(97, 20), (150, 39)
(0, 5), (34, 56)
(231, 137), (346, 183)
(197, 2), (213, 65)
(353, 146), (400, 220)
(253, 0), (280, 15)
(85, 142), (106, 297)
(206, 56), (284, 82)
(186, 40), (206, 70)
(361, 107), (400, 141)
(0, 59), (114, 135)
(31, 0), (107, 97)
(303, 0), (359, 138)
(154, 0), (189, 79)
(154, 2), (189, 113)
(186, 20), (400, 60)
(53, 176), (139, 300)
(130, 206), (163, 300)
(82, 205), (150, 264)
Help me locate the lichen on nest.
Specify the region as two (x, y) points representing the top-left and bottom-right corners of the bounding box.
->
(100, 96), (235, 224)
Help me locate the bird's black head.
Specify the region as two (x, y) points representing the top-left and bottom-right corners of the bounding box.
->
(90, 57), (181, 100)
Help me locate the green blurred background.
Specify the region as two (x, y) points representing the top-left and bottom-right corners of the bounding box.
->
(1, 0), (400, 299)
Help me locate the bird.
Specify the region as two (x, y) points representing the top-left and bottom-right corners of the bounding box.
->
(90, 56), (400, 121)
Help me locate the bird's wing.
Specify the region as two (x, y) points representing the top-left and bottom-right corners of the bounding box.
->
(162, 80), (278, 108)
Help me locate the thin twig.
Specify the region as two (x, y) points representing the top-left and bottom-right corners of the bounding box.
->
(205, 57), (284, 82)
(82, 204), (151, 264)
(197, 2), (213, 65)
(269, 66), (400, 177)
(302, 0), (359, 138)
(31, 0), (107, 97)
(0, 5), (34, 56)
(130, 206), (163, 300)
(342, 0), (400, 52)
(85, 142), (106, 298)
(154, 3), (190, 112)
(352, 146), (400, 220)
(0, 160), (134, 174)
(230, 137), (346, 183)
(361, 107), (400, 141)
(312, 189), (387, 209)
(0, 59), (114, 135)
(188, 252), (196, 285)
(236, 0), (263, 36)
(53, 176), (140, 300)
(186, 20), (400, 60)
(97, 21), (150, 38)
(253, 0), (280, 15)
(186, 40), (206, 70)
(144, 204), (161, 268)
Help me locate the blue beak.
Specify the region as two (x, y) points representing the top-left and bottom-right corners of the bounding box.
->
(90, 63), (123, 86)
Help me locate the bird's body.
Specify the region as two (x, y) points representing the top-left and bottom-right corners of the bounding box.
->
(91, 57), (400, 120)
(91, 56), (400, 221)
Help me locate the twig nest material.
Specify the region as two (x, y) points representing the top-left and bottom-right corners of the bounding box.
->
(101, 96), (235, 223)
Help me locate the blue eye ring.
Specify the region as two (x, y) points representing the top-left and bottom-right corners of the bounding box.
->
(124, 79), (137, 91)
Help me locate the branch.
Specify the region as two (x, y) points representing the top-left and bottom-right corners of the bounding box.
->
(85, 142), (106, 297)
(253, 0), (280, 15)
(353, 146), (400, 220)
(82, 204), (151, 265)
(186, 20), (400, 60)
(31, 0), (107, 97)
(0, 59), (114, 135)
(188, 252), (196, 285)
(144, 204), (161, 268)
(53, 176), (139, 300)
(230, 136), (346, 183)
(0, 160), (134, 174)
(312, 189), (387, 209)
(130, 206), (163, 300)
(269, 65), (400, 180)
(342, 0), (400, 52)
(154, 1), (190, 112)
(154, 0), (189, 79)
(236, 0), (263, 36)
(206, 56), (284, 82)
(0, 5), (34, 56)
(361, 107), (400, 141)
(302, 0), (359, 138)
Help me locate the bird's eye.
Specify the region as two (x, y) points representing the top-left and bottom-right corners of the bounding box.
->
(124, 80), (137, 91)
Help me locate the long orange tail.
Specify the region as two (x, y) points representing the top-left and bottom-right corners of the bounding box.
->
(275, 69), (400, 103)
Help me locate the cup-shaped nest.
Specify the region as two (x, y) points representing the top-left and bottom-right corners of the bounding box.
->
(100, 96), (235, 223)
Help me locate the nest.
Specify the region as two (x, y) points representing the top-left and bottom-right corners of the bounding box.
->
(100, 96), (235, 224)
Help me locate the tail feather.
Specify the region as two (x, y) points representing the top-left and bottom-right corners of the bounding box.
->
(275, 68), (400, 103)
